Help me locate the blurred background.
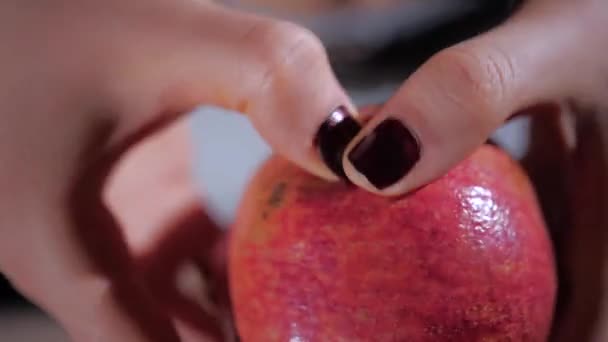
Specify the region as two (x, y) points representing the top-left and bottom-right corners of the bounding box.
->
(0, 0), (520, 340)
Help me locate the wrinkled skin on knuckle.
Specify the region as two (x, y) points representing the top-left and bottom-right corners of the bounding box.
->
(239, 18), (330, 158)
(245, 19), (327, 93)
(429, 45), (516, 132)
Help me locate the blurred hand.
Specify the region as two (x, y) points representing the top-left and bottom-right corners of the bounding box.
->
(105, 119), (232, 342)
(520, 110), (608, 342)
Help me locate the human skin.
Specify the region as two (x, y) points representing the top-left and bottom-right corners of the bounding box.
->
(0, 0), (607, 341)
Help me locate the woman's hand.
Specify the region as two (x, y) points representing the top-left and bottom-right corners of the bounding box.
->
(0, 1), (355, 341)
(340, 0), (608, 197)
(335, 0), (608, 337)
(2, 0), (607, 340)
(105, 118), (233, 341)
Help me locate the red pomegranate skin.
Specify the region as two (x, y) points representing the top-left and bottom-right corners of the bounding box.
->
(229, 146), (557, 341)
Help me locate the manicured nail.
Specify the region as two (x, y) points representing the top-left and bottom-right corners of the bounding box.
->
(315, 106), (362, 179)
(348, 118), (420, 190)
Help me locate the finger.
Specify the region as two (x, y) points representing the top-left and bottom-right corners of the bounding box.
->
(105, 118), (202, 257)
(358, 104), (382, 122)
(102, 2), (358, 182)
(1, 3), (354, 340)
(0, 176), (180, 341)
(341, 0), (593, 195)
(105, 118), (229, 340)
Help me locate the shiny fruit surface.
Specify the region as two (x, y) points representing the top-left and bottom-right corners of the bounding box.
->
(230, 145), (556, 341)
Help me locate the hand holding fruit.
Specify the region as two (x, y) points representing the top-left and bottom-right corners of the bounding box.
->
(0, 0), (607, 341)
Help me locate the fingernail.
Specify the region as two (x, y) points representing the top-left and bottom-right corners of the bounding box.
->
(315, 106), (362, 179)
(348, 118), (420, 190)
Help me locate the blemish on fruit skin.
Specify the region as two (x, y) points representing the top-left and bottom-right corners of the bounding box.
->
(250, 182), (290, 243)
(268, 181), (287, 208)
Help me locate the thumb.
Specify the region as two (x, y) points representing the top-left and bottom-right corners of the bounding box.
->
(341, 0), (590, 195)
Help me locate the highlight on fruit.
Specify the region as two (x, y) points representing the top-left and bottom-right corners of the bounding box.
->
(228, 145), (557, 341)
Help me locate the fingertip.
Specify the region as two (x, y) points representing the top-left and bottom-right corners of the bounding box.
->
(315, 106), (362, 180)
(341, 117), (422, 196)
(358, 104), (382, 122)
(301, 152), (342, 182)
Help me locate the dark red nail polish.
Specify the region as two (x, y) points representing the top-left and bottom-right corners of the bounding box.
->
(348, 118), (420, 190)
(315, 106), (361, 179)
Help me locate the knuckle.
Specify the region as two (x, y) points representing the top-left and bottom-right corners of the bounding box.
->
(245, 19), (327, 86)
(429, 44), (516, 127)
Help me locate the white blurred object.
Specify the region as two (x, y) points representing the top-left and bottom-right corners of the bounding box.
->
(190, 107), (271, 228)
